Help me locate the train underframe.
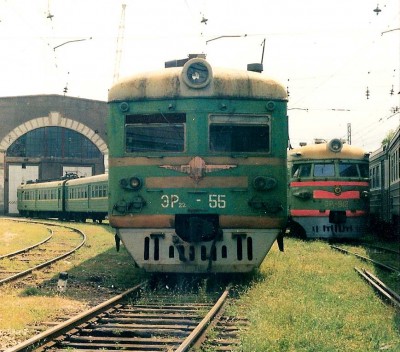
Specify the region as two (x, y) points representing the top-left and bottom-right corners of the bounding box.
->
(19, 210), (107, 223)
(290, 214), (368, 239)
(116, 227), (279, 273)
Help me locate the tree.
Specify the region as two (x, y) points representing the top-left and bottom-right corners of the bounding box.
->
(381, 129), (395, 146)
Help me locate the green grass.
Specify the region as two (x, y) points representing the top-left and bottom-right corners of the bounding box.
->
(0, 220), (142, 333)
(0, 219), (50, 255)
(235, 239), (400, 352)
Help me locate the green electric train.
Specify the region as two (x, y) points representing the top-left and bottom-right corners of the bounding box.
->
(17, 173), (108, 223)
(107, 56), (288, 273)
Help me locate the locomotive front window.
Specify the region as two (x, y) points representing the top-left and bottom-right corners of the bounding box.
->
(313, 163), (334, 177)
(125, 113), (185, 152)
(358, 164), (369, 178)
(209, 115), (270, 153)
(292, 163), (311, 178)
(339, 163), (359, 177)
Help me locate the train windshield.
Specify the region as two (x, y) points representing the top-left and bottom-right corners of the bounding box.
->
(292, 164), (311, 177)
(358, 164), (369, 178)
(339, 163), (359, 177)
(339, 162), (369, 178)
(313, 163), (335, 177)
(125, 113), (185, 152)
(209, 115), (270, 153)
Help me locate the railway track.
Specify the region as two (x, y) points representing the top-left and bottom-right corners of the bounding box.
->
(0, 220), (86, 286)
(355, 268), (400, 310)
(330, 245), (400, 274)
(7, 284), (247, 352)
(332, 244), (400, 311)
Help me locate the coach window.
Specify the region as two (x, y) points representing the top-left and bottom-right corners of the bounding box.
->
(209, 115), (270, 153)
(125, 113), (185, 152)
(313, 163), (334, 177)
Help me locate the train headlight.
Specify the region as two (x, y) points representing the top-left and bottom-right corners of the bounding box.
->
(182, 58), (212, 88)
(129, 177), (142, 190)
(293, 190), (312, 199)
(113, 200), (128, 214)
(120, 177), (142, 190)
(252, 176), (277, 191)
(361, 190), (369, 199)
(248, 196), (264, 209)
(130, 196), (146, 210)
(248, 197), (283, 213)
(328, 138), (343, 153)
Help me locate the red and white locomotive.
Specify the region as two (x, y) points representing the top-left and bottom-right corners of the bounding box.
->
(287, 139), (370, 239)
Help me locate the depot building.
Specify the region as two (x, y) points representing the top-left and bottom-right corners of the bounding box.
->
(0, 95), (108, 214)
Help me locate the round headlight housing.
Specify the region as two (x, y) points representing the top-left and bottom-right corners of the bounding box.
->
(129, 177), (142, 190)
(252, 176), (277, 191)
(120, 176), (142, 190)
(181, 58), (212, 88)
(328, 138), (343, 153)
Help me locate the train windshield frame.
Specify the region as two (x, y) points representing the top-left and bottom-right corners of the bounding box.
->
(292, 163), (312, 177)
(291, 161), (370, 179)
(125, 113), (186, 153)
(338, 163), (358, 177)
(208, 114), (270, 153)
(357, 163), (369, 178)
(313, 163), (335, 177)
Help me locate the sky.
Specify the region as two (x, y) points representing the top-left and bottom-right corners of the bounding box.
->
(0, 0), (399, 152)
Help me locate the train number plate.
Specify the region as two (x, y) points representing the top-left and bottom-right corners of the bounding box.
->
(160, 194), (226, 209)
(324, 200), (349, 208)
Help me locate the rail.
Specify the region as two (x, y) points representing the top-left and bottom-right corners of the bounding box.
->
(5, 284), (144, 352)
(355, 267), (400, 310)
(0, 221), (86, 286)
(330, 245), (400, 274)
(5, 284), (246, 351)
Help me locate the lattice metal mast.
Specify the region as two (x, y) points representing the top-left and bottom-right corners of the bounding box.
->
(113, 4), (126, 83)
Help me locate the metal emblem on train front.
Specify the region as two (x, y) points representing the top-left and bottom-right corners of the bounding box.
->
(334, 185), (342, 196)
(160, 156), (237, 182)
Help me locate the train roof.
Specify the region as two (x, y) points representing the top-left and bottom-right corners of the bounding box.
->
(369, 125), (399, 162)
(18, 174), (108, 190)
(288, 140), (369, 162)
(108, 58), (287, 102)
(18, 179), (64, 190)
(65, 173), (108, 186)
(388, 125), (399, 151)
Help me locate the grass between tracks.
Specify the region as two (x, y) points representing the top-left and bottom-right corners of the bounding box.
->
(234, 238), (400, 352)
(0, 219), (145, 349)
(0, 219), (399, 351)
(0, 220), (50, 255)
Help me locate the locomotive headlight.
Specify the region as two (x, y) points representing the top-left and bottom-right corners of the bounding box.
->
(129, 177), (142, 190)
(361, 190), (369, 199)
(130, 195), (146, 210)
(328, 138), (343, 153)
(182, 58), (212, 88)
(252, 176), (277, 191)
(119, 176), (142, 190)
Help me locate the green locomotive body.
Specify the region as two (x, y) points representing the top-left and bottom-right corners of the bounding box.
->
(108, 57), (288, 273)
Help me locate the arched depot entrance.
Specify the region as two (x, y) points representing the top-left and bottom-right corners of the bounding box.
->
(1, 113), (108, 214)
